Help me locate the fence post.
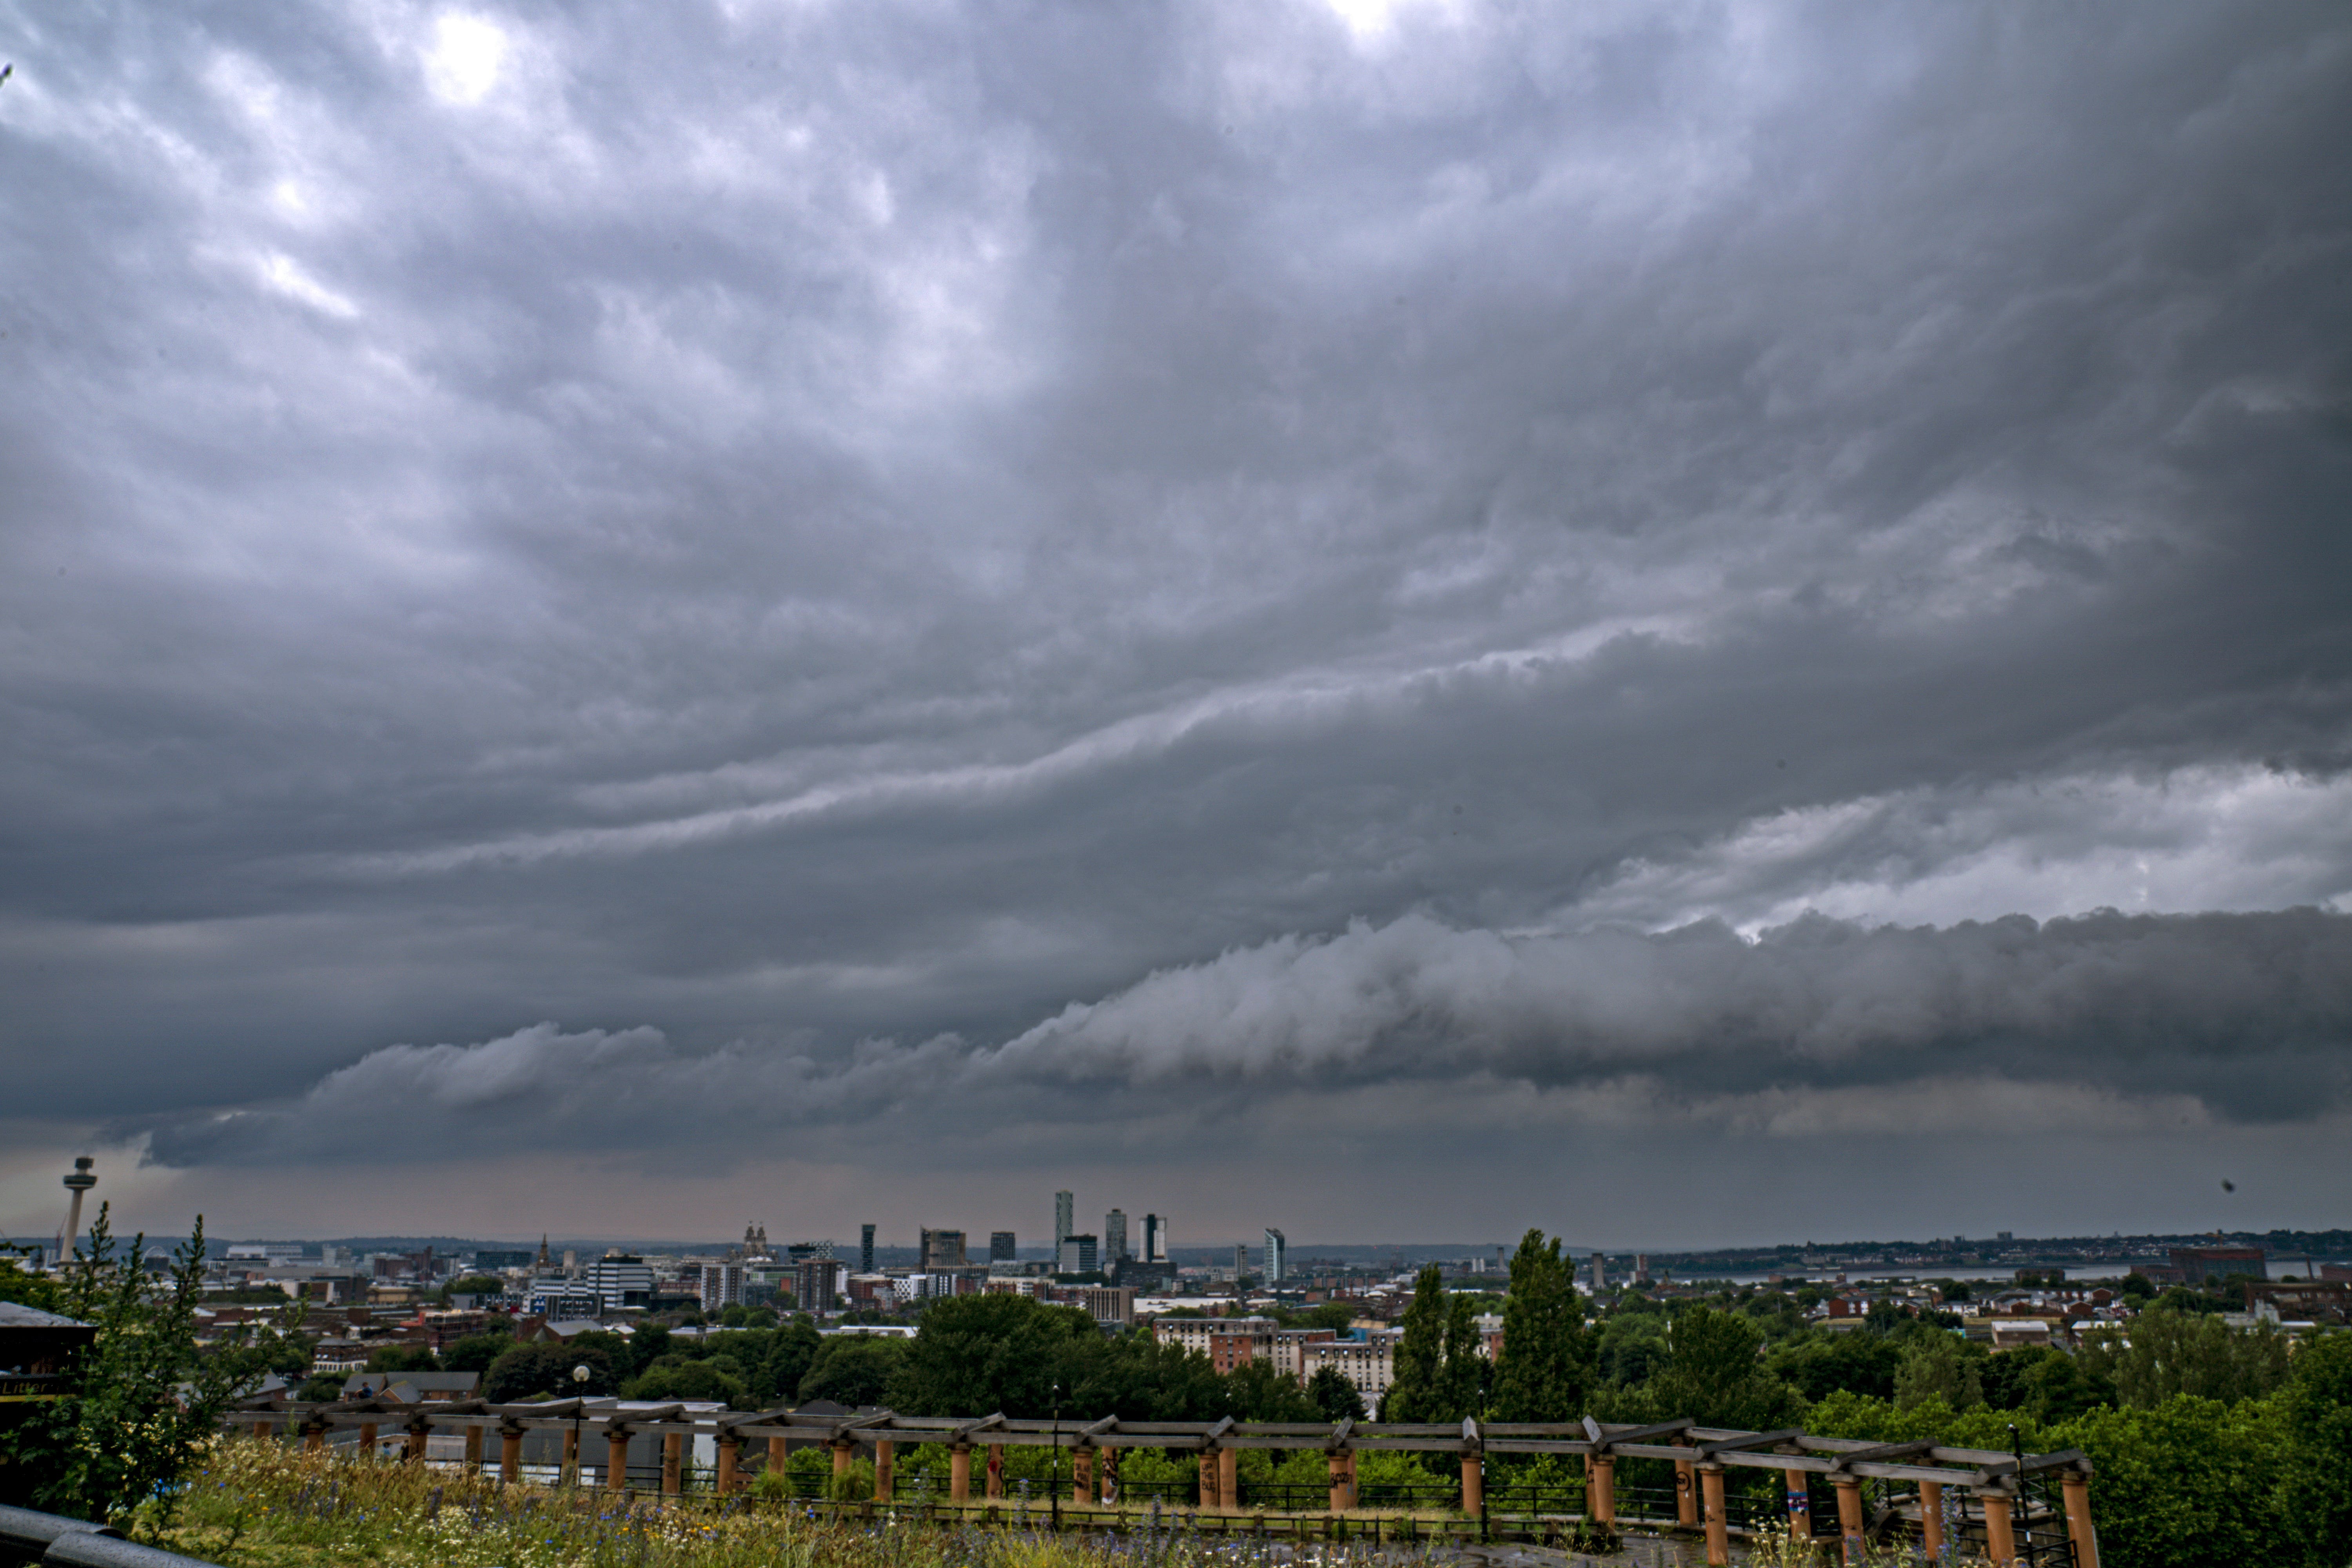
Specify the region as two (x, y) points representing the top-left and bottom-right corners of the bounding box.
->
(607, 1423), (632, 1491)
(1699, 1463), (1729, 1568)
(1978, 1483), (2018, 1568)
(950, 1444), (972, 1505)
(463, 1421), (483, 1474)
(663, 1430), (683, 1495)
(717, 1433), (740, 1495)
(874, 1439), (894, 1503)
(1590, 1454), (1615, 1527)
(2061, 1470), (2101, 1568)
(1834, 1475), (1865, 1563)
(1783, 1467), (1810, 1543)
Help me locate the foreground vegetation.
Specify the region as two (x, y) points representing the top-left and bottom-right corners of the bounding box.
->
(149, 1440), (2009, 1568)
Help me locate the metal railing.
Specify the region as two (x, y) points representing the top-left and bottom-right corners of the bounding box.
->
(0, 1506), (221, 1568)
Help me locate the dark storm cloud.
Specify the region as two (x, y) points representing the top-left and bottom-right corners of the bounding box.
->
(127, 905), (2352, 1167)
(4, 0), (2351, 1221)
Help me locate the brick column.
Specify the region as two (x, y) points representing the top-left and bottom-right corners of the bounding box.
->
(1675, 1454), (1698, 1527)
(831, 1439), (852, 1486)
(1834, 1475), (1864, 1561)
(663, 1430), (683, 1495)
(1699, 1464), (1729, 1568)
(500, 1425), (523, 1483)
(1590, 1455), (1615, 1526)
(1979, 1485), (2018, 1568)
(769, 1436), (789, 1489)
(717, 1435), (740, 1495)
(1218, 1448), (1239, 1514)
(986, 1443), (1005, 1500)
(1460, 1452), (1483, 1516)
(1198, 1447), (1220, 1510)
(1918, 1481), (1945, 1561)
(1785, 1468), (1811, 1543)
(606, 1426), (631, 1491)
(2062, 1471), (2102, 1568)
(463, 1423), (484, 1474)
(1328, 1453), (1349, 1514)
(874, 1439), (894, 1503)
(950, 1445), (972, 1505)
(1073, 1448), (1093, 1507)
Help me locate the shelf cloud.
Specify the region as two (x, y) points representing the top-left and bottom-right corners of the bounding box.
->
(6, 0), (2351, 1236)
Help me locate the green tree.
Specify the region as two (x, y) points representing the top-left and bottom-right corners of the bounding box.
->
(1226, 1357), (1319, 1421)
(1492, 1230), (1595, 1421)
(2077, 1313), (2289, 1408)
(0, 1207), (259, 1523)
(888, 1294), (1098, 1416)
(1381, 1266), (1448, 1422)
(756, 1319), (822, 1405)
(1646, 1306), (1797, 1431)
(628, 1357), (746, 1404)
(2278, 1331), (2352, 1567)
(364, 1343), (441, 1374)
(1893, 1334), (1982, 1411)
(799, 1334), (907, 1406)
(1308, 1364), (1365, 1421)
(437, 1274), (505, 1304)
(443, 1331), (515, 1374)
(0, 1247), (65, 1312)
(1766, 1332), (1902, 1403)
(1438, 1290), (1488, 1419)
(481, 1340), (619, 1401)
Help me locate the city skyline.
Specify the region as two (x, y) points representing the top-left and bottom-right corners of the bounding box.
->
(4, 3), (2350, 1243)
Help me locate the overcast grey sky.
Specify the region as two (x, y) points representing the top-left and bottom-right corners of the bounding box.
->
(4, 0), (2350, 1250)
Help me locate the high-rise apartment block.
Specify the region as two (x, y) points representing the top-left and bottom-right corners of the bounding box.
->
(1263, 1227), (1287, 1284)
(861, 1223), (876, 1274)
(1232, 1243), (1248, 1278)
(587, 1252), (654, 1311)
(1143, 1213), (1169, 1263)
(921, 1228), (968, 1270)
(698, 1262), (745, 1311)
(1056, 1234), (1098, 1274)
(1054, 1190), (1075, 1247)
(1105, 1209), (1129, 1262)
(989, 1230), (1017, 1262)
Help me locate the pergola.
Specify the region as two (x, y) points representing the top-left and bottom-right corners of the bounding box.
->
(223, 1401), (2098, 1567)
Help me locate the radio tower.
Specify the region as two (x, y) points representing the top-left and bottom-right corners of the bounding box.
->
(58, 1156), (97, 1261)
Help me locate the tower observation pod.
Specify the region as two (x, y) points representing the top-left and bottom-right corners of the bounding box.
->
(60, 1156), (97, 1259)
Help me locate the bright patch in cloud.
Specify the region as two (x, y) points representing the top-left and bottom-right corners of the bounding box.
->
(422, 12), (509, 105)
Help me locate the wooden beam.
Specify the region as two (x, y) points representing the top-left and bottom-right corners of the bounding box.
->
(1699, 1427), (1807, 1458)
(1592, 1417), (1697, 1449)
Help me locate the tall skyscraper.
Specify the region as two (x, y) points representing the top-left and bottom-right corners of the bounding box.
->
(1054, 1189), (1074, 1245)
(1143, 1213), (1168, 1263)
(989, 1230), (1017, 1263)
(1105, 1209), (1129, 1262)
(860, 1223), (876, 1274)
(1232, 1242), (1248, 1278)
(1056, 1234), (1098, 1274)
(1263, 1227), (1287, 1284)
(920, 1228), (968, 1269)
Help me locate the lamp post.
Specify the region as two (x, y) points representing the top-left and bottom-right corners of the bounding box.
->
(1050, 1382), (1063, 1533)
(570, 1364), (591, 1486)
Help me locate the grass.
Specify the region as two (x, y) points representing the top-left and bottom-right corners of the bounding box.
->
(143, 1439), (2011, 1568)
(143, 1440), (1458, 1568)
